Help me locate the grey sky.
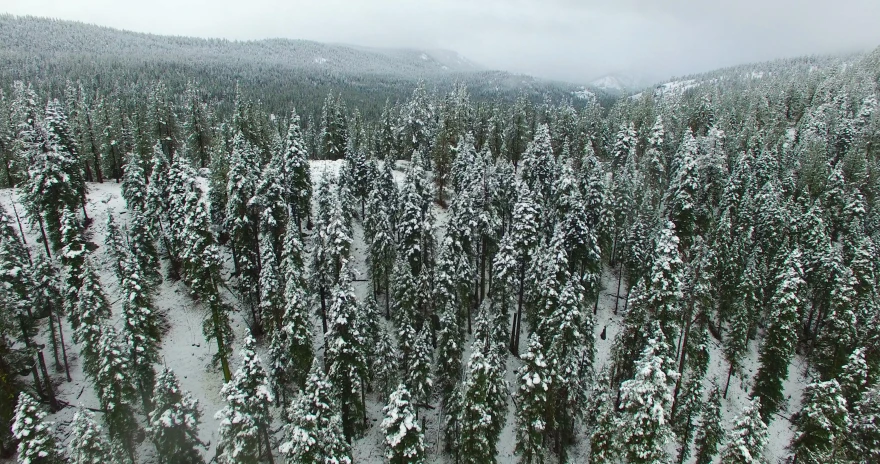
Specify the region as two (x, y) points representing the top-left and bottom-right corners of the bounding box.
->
(5, 0), (880, 84)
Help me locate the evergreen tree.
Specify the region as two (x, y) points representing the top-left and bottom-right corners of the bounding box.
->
(72, 263), (112, 377)
(94, 325), (140, 464)
(365, 185), (396, 313)
(381, 383), (426, 464)
(258, 231), (284, 333)
(268, 244), (313, 405)
(104, 213), (128, 279)
(225, 132), (261, 332)
(119, 256), (159, 410)
(60, 207), (86, 317)
(588, 372), (619, 464)
(69, 408), (114, 464)
(279, 360), (352, 464)
(720, 398), (768, 464)
(520, 124), (556, 209)
(147, 367), (205, 464)
(325, 265), (368, 441)
(19, 119), (81, 250)
(373, 325), (400, 401)
(11, 392), (63, 464)
(459, 339), (506, 463)
(405, 325), (434, 412)
(128, 206), (161, 284)
(693, 385), (724, 464)
(853, 383), (880, 461)
(279, 110), (312, 230)
(215, 335), (274, 464)
(514, 334), (550, 463)
(752, 249), (804, 421)
(618, 328), (678, 464)
(31, 253), (69, 378)
(790, 379), (850, 463)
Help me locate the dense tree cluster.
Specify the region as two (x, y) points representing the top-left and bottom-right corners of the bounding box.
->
(1, 31), (880, 463)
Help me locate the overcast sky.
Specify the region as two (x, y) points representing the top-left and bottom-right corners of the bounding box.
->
(5, 0), (880, 84)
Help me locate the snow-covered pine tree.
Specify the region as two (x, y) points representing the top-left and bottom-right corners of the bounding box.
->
(11, 392), (63, 464)
(520, 124), (556, 211)
(128, 205), (161, 284)
(838, 348), (869, 413)
(255, 164), (289, 263)
(693, 384), (724, 464)
(279, 110), (312, 231)
(671, 377), (703, 464)
(94, 325), (140, 464)
(396, 152), (436, 277)
(268, 240), (313, 405)
(405, 325), (434, 416)
(72, 262), (112, 377)
(515, 334), (550, 463)
(790, 379), (850, 463)
(373, 324), (400, 401)
(19, 119), (80, 250)
(382, 383), (426, 464)
(118, 256), (159, 410)
(44, 98), (87, 214)
(365, 185), (396, 313)
(458, 338), (507, 463)
(324, 263), (368, 441)
(644, 222), (685, 344)
(258, 231), (284, 333)
(69, 408), (114, 464)
(434, 296), (465, 412)
(588, 372), (620, 464)
(31, 253), (69, 377)
(104, 213), (128, 279)
(279, 359), (352, 464)
(215, 334), (274, 464)
(752, 249), (804, 421)
(60, 206), (86, 320)
(225, 132), (262, 333)
(720, 398), (768, 464)
(537, 273), (594, 460)
(121, 151), (147, 212)
(146, 143), (173, 257)
(665, 129), (700, 249)
(503, 182), (542, 355)
(147, 367), (204, 464)
(319, 92), (349, 161)
(618, 325), (678, 464)
(853, 382), (880, 460)
(176, 177), (234, 381)
(813, 262), (861, 379)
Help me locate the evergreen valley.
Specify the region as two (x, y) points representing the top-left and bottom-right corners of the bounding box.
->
(1, 13), (880, 464)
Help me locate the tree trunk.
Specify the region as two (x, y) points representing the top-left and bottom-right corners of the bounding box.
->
(723, 363), (734, 399)
(614, 263), (623, 314)
(320, 286), (328, 334)
(210, 277), (232, 382)
(37, 215), (51, 257)
(56, 311), (72, 382)
(36, 350), (58, 411)
(46, 306), (61, 370)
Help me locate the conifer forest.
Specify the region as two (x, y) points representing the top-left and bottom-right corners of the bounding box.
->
(2, 13), (880, 464)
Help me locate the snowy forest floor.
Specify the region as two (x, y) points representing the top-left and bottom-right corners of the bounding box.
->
(0, 160), (805, 463)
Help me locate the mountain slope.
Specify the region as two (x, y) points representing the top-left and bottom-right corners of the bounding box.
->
(0, 15), (595, 116)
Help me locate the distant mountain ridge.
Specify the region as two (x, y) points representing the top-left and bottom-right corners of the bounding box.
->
(0, 14), (614, 117)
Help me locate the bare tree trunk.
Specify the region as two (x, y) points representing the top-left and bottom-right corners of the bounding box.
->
(56, 311), (71, 382)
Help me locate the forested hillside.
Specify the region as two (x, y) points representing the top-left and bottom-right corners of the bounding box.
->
(0, 15), (599, 120)
(1, 15), (880, 463)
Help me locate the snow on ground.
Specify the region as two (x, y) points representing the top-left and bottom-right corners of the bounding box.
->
(0, 159), (802, 463)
